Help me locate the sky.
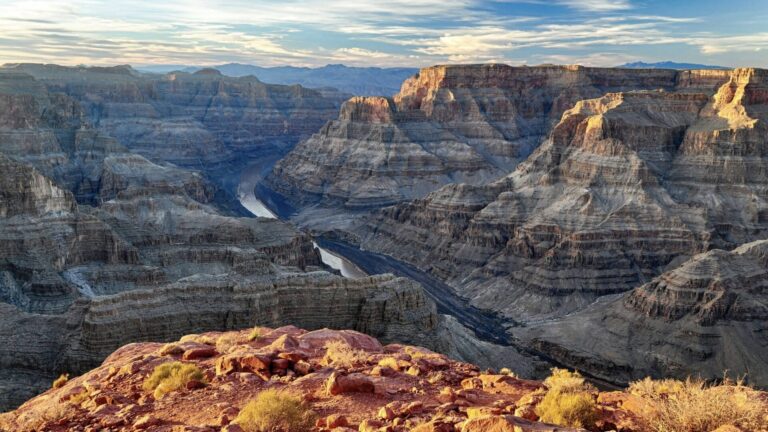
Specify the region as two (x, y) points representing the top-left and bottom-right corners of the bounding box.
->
(1, 0), (767, 68)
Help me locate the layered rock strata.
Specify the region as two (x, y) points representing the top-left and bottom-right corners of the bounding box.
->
(362, 68), (767, 320)
(268, 65), (710, 207)
(519, 240), (768, 386)
(2, 64), (348, 175)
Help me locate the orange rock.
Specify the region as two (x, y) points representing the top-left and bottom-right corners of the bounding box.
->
(378, 405), (396, 420)
(327, 414), (349, 428)
(182, 345), (217, 360)
(133, 415), (161, 429)
(326, 372), (375, 395)
(358, 419), (385, 432)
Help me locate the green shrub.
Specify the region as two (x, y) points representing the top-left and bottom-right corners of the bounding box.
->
(235, 389), (316, 432)
(143, 361), (205, 399)
(536, 368), (598, 429)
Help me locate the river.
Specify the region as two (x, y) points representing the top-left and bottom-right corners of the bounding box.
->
(237, 159), (367, 279)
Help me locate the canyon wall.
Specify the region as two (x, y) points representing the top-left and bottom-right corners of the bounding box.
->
(268, 65), (697, 207)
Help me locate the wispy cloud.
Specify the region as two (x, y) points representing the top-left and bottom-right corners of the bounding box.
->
(0, 0), (764, 68)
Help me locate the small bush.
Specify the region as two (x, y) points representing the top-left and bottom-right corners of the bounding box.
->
(216, 334), (240, 354)
(180, 334), (216, 345)
(248, 327), (264, 342)
(235, 388), (316, 432)
(536, 368), (598, 429)
(630, 376), (766, 432)
(143, 361), (205, 399)
(323, 340), (366, 368)
(52, 373), (69, 389)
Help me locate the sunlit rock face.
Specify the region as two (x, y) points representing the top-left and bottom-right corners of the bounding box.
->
(354, 67), (768, 385)
(359, 67), (768, 318)
(267, 64), (692, 208)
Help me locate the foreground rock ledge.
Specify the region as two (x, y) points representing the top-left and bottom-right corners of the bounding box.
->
(4, 326), (766, 432)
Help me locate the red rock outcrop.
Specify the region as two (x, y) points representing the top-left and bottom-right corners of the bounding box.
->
(3, 326), (727, 432)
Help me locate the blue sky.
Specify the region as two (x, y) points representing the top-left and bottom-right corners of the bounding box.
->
(1, 0), (767, 68)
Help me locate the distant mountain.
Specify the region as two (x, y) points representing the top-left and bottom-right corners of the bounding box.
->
(618, 61), (730, 70)
(137, 63), (419, 96)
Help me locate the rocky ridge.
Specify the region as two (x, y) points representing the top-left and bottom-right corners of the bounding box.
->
(7, 326), (764, 432)
(519, 239), (768, 386)
(2, 63), (348, 179)
(358, 67), (768, 384)
(268, 65), (705, 208)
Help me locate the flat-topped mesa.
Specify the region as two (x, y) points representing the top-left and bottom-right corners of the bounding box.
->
(625, 240), (768, 325)
(339, 96), (394, 123)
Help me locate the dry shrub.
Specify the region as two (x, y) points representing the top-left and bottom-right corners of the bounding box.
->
(536, 368), (598, 429)
(630, 376), (766, 432)
(52, 373), (69, 389)
(235, 388), (316, 432)
(159, 343), (184, 356)
(377, 357), (401, 371)
(142, 361), (205, 399)
(323, 340), (366, 368)
(248, 327), (264, 342)
(179, 334), (216, 345)
(216, 334), (241, 354)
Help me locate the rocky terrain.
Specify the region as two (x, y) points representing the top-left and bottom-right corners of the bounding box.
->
(0, 66), (541, 411)
(164, 63), (419, 97)
(355, 66), (768, 384)
(268, 65), (691, 208)
(2, 326), (766, 432)
(518, 239), (768, 387)
(1, 63), (348, 181)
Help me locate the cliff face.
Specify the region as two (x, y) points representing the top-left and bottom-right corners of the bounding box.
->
(267, 65), (702, 207)
(3, 64), (348, 175)
(519, 240), (768, 386)
(361, 68), (767, 318)
(357, 67), (768, 384)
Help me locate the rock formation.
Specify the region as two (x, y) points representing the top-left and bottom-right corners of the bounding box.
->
(0, 67), (536, 411)
(356, 67), (768, 384)
(3, 326), (766, 432)
(2, 63), (348, 177)
(268, 65), (690, 208)
(519, 239), (768, 386)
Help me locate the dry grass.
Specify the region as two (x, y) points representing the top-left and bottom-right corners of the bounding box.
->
(248, 327), (264, 342)
(16, 401), (72, 432)
(536, 368), (598, 429)
(216, 334), (241, 354)
(629, 376), (766, 432)
(323, 340), (366, 368)
(52, 373), (69, 389)
(235, 388), (316, 432)
(143, 361), (205, 399)
(179, 334), (216, 345)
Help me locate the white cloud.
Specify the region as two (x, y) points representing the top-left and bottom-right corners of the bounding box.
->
(555, 0), (633, 11)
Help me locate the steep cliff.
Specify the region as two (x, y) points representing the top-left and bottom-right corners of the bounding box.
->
(268, 65), (691, 207)
(2, 64), (348, 175)
(519, 240), (768, 386)
(362, 68), (767, 318)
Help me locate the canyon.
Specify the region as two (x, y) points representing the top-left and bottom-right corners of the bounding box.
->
(266, 64), (768, 387)
(3, 60), (768, 417)
(0, 65), (536, 412)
